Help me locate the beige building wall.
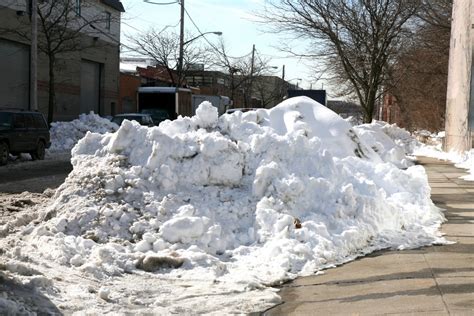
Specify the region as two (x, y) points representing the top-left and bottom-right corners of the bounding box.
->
(445, 0), (472, 152)
(0, 1), (121, 121)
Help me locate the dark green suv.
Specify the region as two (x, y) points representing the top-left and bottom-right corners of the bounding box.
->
(0, 110), (51, 165)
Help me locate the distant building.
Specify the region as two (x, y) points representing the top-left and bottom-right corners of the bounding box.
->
(377, 93), (403, 127)
(185, 70), (229, 96)
(137, 66), (181, 87)
(187, 71), (291, 109)
(119, 62), (298, 111)
(0, 0), (125, 121)
(119, 65), (182, 114)
(287, 90), (327, 106)
(120, 57), (158, 74)
(326, 100), (364, 122)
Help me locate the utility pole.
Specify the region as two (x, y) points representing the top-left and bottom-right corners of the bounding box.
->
(247, 44), (255, 107)
(445, 0), (472, 152)
(281, 64), (286, 101)
(178, 0), (185, 87)
(30, 0), (38, 111)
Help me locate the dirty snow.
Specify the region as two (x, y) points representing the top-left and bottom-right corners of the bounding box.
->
(0, 97), (447, 314)
(48, 112), (118, 154)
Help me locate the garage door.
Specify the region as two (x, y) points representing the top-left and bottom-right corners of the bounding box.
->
(80, 60), (101, 114)
(0, 39), (29, 109)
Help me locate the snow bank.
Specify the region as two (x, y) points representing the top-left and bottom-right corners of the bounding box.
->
(48, 112), (118, 153)
(409, 130), (474, 170)
(448, 149), (474, 180)
(15, 98), (445, 313)
(409, 130), (474, 181)
(353, 121), (418, 168)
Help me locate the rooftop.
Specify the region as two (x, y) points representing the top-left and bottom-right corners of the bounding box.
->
(101, 0), (125, 12)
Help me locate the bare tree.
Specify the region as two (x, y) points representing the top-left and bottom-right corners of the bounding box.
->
(130, 29), (212, 87)
(1, 0), (113, 124)
(262, 0), (420, 122)
(418, 0), (452, 30)
(212, 40), (250, 106)
(253, 76), (286, 108)
(385, 0), (451, 131)
(213, 39), (276, 108)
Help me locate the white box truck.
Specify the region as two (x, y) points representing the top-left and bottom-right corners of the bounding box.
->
(138, 87), (193, 122)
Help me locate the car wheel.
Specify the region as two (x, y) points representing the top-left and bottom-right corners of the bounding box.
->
(0, 142), (9, 166)
(31, 141), (45, 161)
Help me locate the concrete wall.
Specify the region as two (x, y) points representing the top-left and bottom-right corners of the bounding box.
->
(0, 38), (30, 109)
(445, 0), (472, 152)
(0, 1), (121, 121)
(1, 0), (121, 44)
(470, 2), (474, 134)
(0, 1), (28, 12)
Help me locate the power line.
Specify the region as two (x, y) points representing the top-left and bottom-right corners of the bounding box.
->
(183, 8), (219, 50)
(157, 21), (181, 34)
(257, 52), (297, 60)
(183, 6), (252, 60)
(122, 21), (142, 32)
(142, 0), (178, 5)
(78, 15), (136, 52)
(122, 20), (180, 35)
(123, 14), (171, 26)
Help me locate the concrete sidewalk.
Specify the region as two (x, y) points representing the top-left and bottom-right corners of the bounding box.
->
(264, 157), (474, 315)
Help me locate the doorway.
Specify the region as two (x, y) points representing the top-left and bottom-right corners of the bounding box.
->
(80, 59), (102, 115)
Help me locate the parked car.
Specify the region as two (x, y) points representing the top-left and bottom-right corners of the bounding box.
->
(140, 108), (171, 125)
(111, 113), (154, 127)
(0, 110), (51, 166)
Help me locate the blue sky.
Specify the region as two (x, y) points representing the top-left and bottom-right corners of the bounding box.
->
(119, 0), (324, 91)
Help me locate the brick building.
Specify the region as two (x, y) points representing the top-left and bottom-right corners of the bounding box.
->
(378, 93), (403, 127)
(119, 59), (295, 111)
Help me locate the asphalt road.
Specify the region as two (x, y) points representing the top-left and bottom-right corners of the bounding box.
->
(0, 158), (72, 193)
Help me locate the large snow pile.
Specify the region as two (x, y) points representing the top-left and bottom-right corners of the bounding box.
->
(353, 121), (419, 168)
(10, 97), (446, 314)
(48, 112), (118, 153)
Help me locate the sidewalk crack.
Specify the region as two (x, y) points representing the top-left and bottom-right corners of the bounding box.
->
(281, 275), (428, 288)
(423, 253), (451, 315)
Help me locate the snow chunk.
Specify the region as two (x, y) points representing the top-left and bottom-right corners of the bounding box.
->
(195, 101), (218, 128)
(161, 216), (209, 243)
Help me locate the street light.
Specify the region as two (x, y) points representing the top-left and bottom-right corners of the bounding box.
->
(143, 0), (221, 86)
(179, 31), (221, 85)
(183, 31), (222, 46)
(287, 78), (302, 89)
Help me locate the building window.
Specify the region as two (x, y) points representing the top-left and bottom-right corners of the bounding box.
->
(105, 11), (111, 30)
(75, 0), (81, 16)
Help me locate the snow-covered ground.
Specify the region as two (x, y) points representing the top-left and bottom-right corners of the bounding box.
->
(410, 130), (474, 180)
(0, 97), (449, 314)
